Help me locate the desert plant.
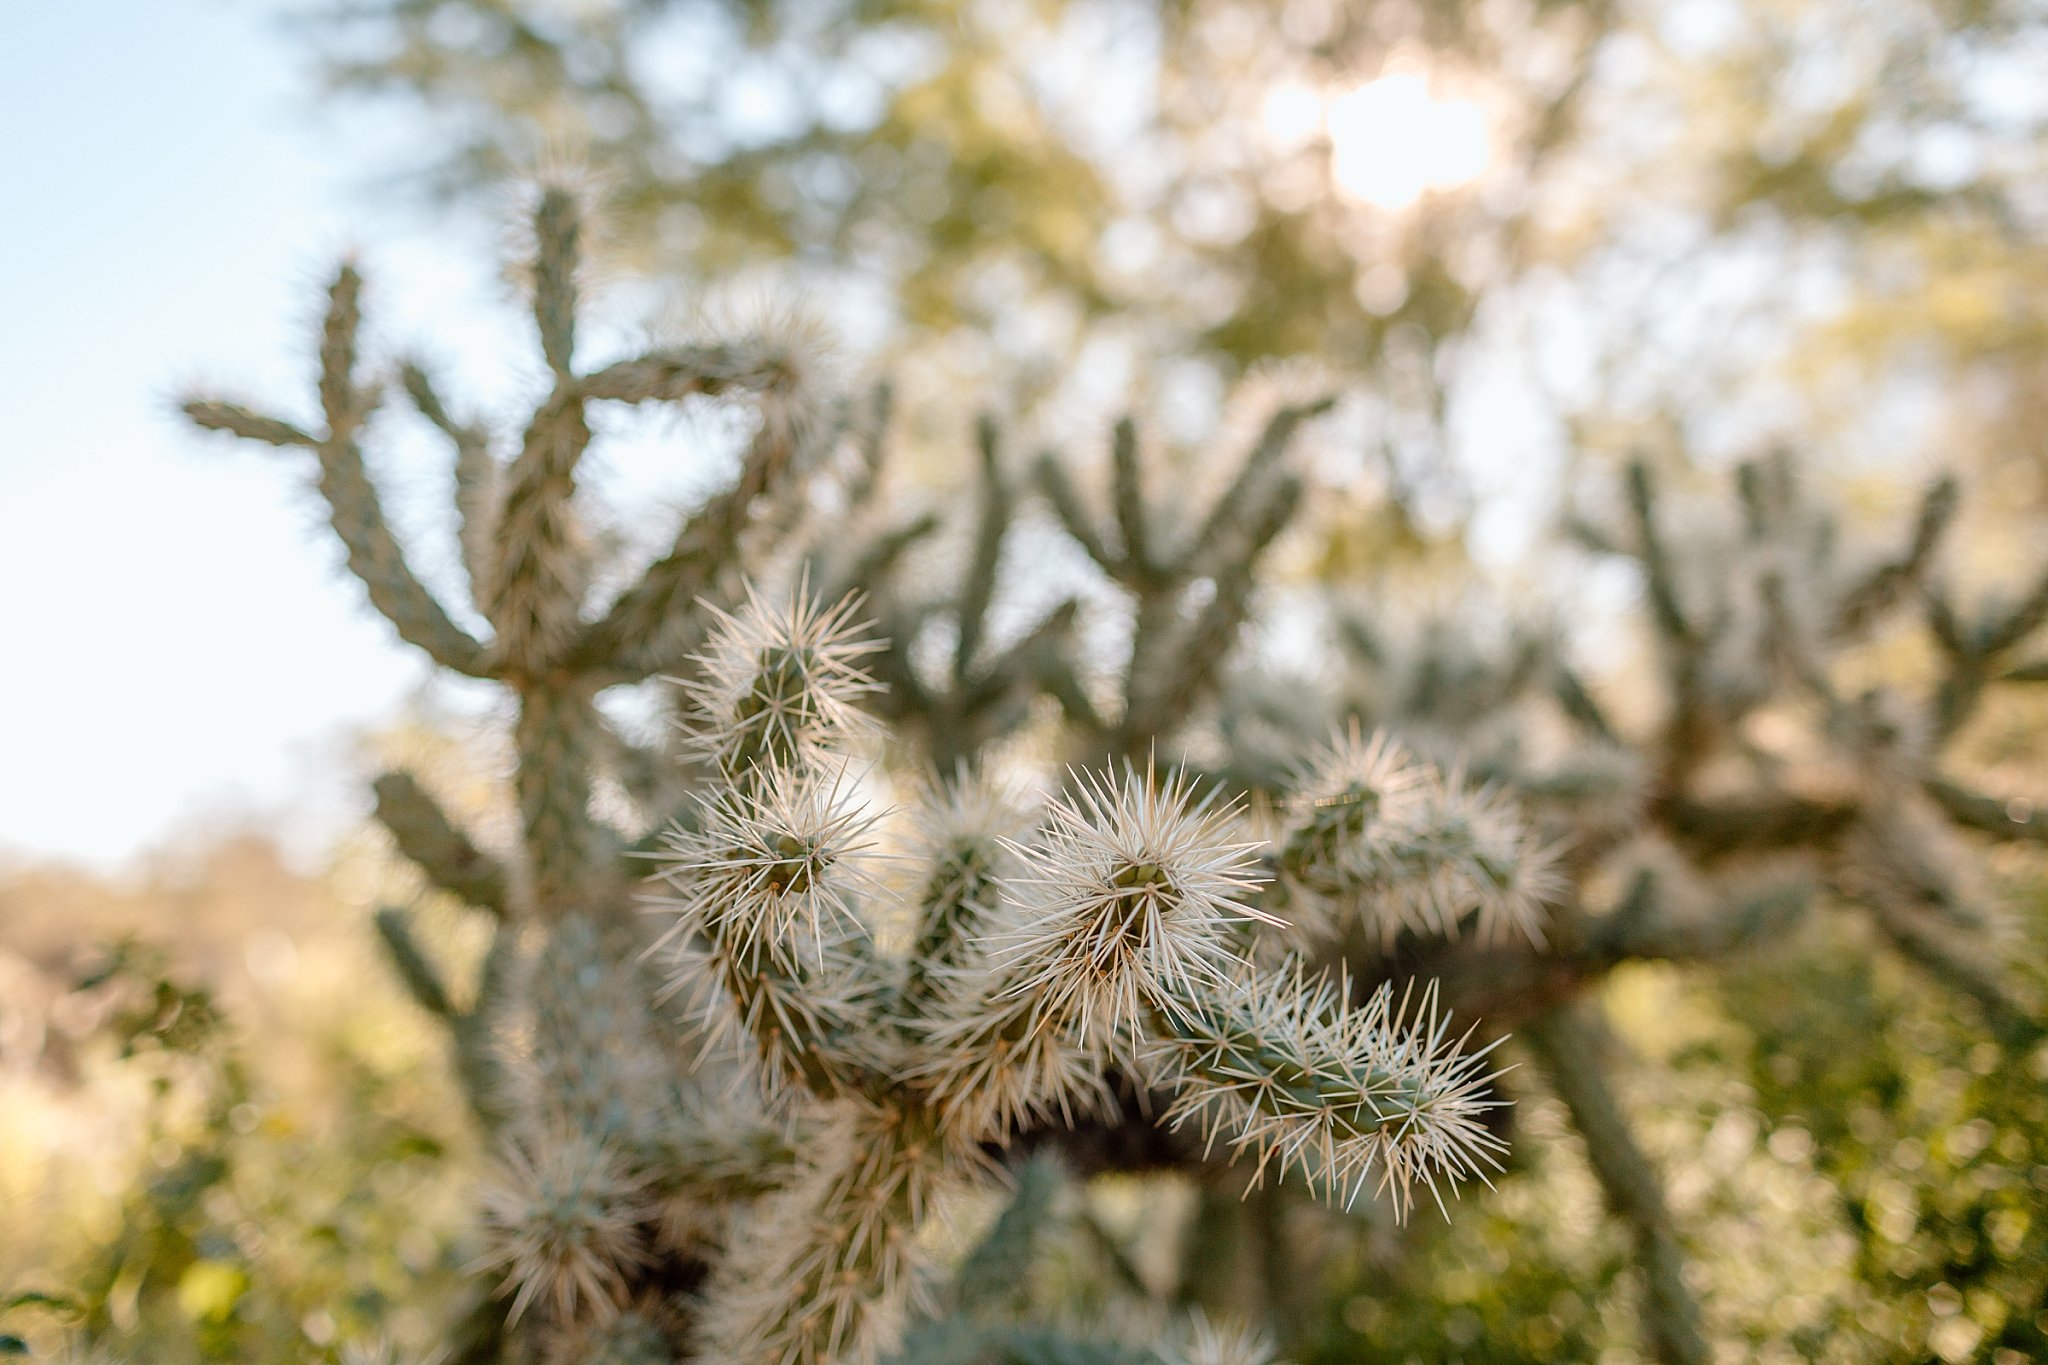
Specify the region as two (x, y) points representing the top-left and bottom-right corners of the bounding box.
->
(176, 186), (2048, 1365)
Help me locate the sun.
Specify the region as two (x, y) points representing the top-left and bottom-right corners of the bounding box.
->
(1320, 72), (1492, 211)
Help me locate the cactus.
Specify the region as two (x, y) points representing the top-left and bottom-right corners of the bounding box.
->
(184, 189), (2048, 1365)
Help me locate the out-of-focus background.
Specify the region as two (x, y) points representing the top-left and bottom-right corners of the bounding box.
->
(4, 0), (2047, 1359)
(3, 4), (513, 869)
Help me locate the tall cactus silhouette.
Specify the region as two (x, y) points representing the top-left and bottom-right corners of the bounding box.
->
(183, 189), (2048, 1365)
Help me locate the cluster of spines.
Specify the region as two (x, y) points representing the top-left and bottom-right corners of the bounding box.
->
(631, 583), (1529, 1361)
(1136, 970), (1505, 1218)
(651, 585), (891, 1102)
(990, 767), (1274, 1045)
(676, 580), (880, 776)
(1154, 1313), (1282, 1365)
(474, 1128), (658, 1325)
(1272, 724), (1560, 950)
(692, 1102), (964, 1365)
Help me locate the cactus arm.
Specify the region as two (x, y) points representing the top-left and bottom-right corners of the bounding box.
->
(953, 414), (1011, 683)
(399, 359), (502, 603)
(1522, 1005), (1709, 1365)
(575, 413), (807, 679)
(372, 770), (512, 918)
(185, 266), (492, 677)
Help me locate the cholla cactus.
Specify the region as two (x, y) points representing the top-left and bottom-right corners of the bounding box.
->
(187, 189), (2047, 1365)
(647, 584), (1511, 1362)
(1155, 1315), (1281, 1365)
(1272, 724), (1559, 950)
(1297, 455), (2048, 1365)
(183, 188), (1523, 1365)
(474, 1130), (657, 1324)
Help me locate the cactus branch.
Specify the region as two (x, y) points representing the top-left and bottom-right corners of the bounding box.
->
(372, 770), (512, 918)
(487, 389), (593, 670)
(183, 400), (312, 449)
(515, 682), (610, 920)
(953, 414), (1011, 681)
(1109, 416), (1155, 582)
(531, 186), (580, 379)
(1625, 461), (1695, 650)
(1176, 398), (1330, 578)
(1523, 1003), (1709, 1365)
(399, 358), (501, 599)
(1034, 450), (1116, 568)
(1831, 473), (1957, 638)
(1923, 777), (2048, 843)
(374, 905), (456, 1018)
(187, 265), (493, 677)
(577, 412), (808, 678)
(577, 344), (797, 405)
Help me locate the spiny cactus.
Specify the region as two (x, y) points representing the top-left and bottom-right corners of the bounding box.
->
(645, 584), (1516, 1361)
(182, 186), (2048, 1365)
(1295, 454), (2048, 1363)
(182, 186), (1525, 1363)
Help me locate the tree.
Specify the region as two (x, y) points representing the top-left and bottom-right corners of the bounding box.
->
(310, 0), (2048, 511)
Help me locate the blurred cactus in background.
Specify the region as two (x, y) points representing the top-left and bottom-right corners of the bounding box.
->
(155, 182), (2048, 1365)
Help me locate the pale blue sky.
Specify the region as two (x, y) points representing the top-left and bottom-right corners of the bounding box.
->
(0, 2), (519, 869)
(0, 2), (1562, 872)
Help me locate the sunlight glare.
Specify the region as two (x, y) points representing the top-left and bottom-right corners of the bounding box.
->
(1326, 73), (1491, 211)
(1260, 80), (1325, 151)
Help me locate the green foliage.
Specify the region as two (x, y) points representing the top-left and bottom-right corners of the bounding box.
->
(1730, 898), (2048, 1362)
(306, 0), (2048, 549)
(0, 910), (476, 1364)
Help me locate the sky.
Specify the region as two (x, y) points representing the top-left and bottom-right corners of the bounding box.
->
(0, 2), (519, 870)
(0, 1), (1556, 873)
(0, 0), (1894, 874)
